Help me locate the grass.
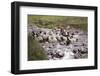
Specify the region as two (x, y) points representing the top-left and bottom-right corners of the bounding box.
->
(28, 33), (48, 61)
(28, 15), (88, 31)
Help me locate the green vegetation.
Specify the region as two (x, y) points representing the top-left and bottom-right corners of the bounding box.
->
(28, 33), (48, 61)
(28, 15), (88, 31)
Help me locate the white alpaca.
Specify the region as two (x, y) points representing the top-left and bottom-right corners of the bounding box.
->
(69, 34), (79, 43)
(73, 34), (79, 39)
(40, 32), (48, 40)
(56, 34), (61, 41)
(62, 36), (68, 41)
(70, 37), (77, 43)
(48, 36), (57, 43)
(43, 34), (48, 40)
(37, 36), (43, 41)
(48, 34), (57, 43)
(56, 49), (64, 56)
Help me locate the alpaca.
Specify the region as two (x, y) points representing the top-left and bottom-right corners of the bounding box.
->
(48, 34), (57, 43)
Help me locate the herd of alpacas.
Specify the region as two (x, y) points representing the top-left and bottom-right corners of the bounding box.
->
(28, 25), (88, 60)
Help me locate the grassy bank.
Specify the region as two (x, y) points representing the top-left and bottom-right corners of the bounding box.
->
(28, 33), (48, 61)
(28, 15), (88, 31)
